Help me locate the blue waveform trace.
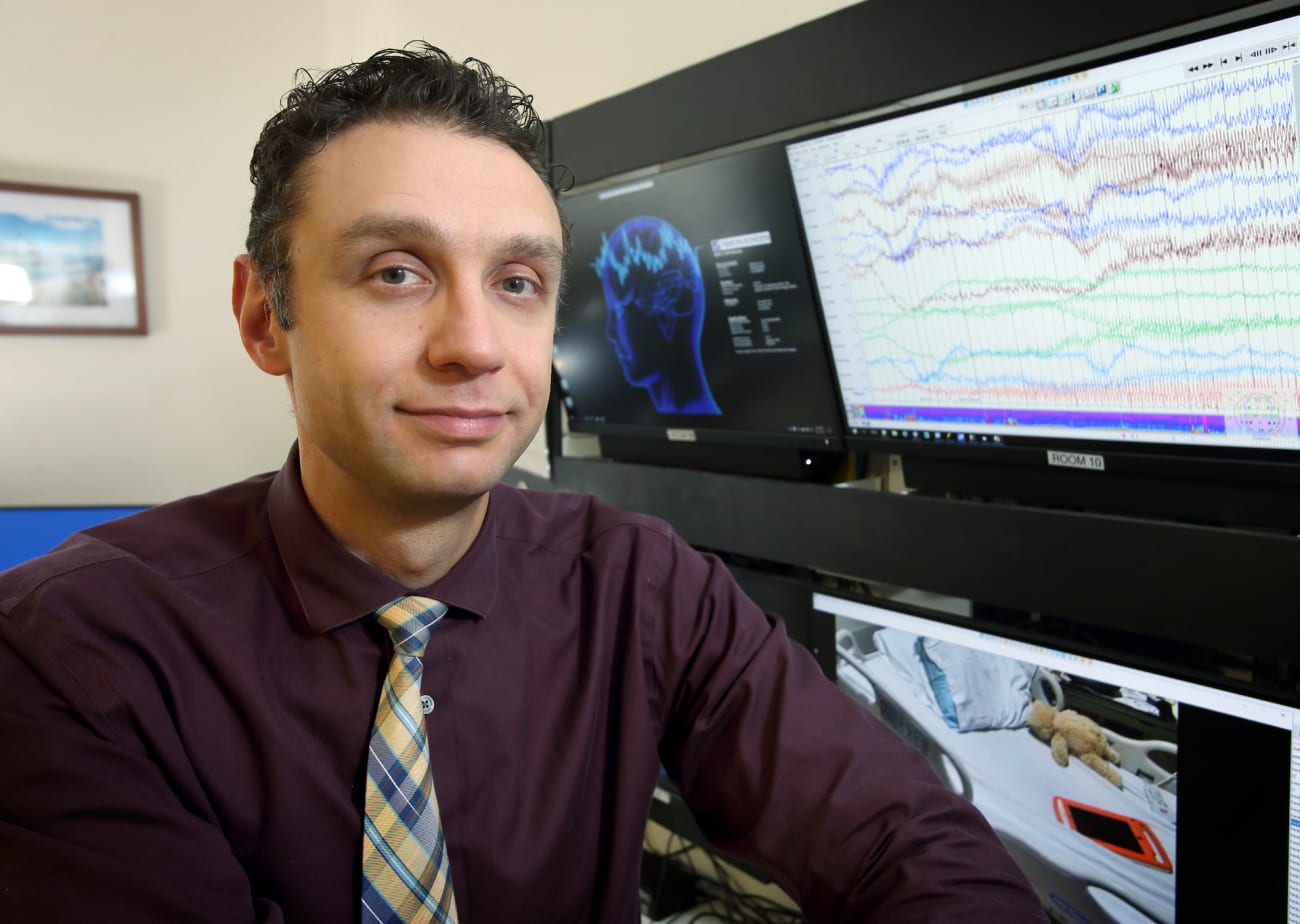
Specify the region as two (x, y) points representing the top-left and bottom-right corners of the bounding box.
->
(815, 57), (1300, 403)
(865, 339), (1300, 392)
(838, 179), (1300, 266)
(825, 66), (1295, 199)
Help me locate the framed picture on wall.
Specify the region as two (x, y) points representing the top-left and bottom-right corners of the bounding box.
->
(0, 181), (147, 335)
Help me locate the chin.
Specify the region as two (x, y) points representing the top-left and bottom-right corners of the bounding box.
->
(417, 456), (514, 500)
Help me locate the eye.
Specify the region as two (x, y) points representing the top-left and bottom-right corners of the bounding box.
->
(499, 275), (540, 297)
(374, 266), (420, 286)
(366, 262), (431, 287)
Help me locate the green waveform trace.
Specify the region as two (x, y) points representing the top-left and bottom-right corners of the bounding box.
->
(851, 263), (1300, 340)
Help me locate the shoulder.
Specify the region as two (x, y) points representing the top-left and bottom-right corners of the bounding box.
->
(488, 482), (678, 565)
(0, 470), (277, 618)
(482, 483), (746, 618)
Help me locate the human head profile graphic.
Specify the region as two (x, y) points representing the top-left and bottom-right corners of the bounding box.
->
(592, 215), (721, 415)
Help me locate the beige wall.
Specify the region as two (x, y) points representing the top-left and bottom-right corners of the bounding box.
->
(0, 0), (858, 505)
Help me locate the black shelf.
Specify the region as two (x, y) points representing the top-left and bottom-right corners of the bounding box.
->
(551, 456), (1299, 663)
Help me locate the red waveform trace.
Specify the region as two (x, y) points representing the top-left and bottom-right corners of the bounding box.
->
(843, 220), (1300, 302)
(828, 121), (1297, 227)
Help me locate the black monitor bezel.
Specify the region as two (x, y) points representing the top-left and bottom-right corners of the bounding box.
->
(816, 585), (1299, 922)
(781, 2), (1300, 508)
(553, 139), (848, 472)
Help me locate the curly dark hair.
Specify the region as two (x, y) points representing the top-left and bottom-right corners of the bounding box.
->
(245, 41), (565, 328)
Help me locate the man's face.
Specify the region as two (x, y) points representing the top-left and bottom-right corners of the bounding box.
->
(273, 121), (564, 514)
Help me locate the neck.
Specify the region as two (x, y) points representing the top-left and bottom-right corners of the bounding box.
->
(301, 461), (490, 589)
(650, 360), (708, 410)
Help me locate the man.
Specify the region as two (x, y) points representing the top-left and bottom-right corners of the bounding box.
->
(0, 44), (1047, 923)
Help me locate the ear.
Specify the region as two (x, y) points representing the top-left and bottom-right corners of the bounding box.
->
(232, 254), (290, 376)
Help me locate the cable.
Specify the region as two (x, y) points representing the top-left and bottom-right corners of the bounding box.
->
(644, 828), (806, 924)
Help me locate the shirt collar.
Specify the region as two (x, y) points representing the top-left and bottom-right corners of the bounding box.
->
(267, 444), (500, 633)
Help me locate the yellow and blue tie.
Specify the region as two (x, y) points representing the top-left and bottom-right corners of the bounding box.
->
(361, 595), (458, 924)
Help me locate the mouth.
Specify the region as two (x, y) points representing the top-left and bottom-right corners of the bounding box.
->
(399, 406), (507, 441)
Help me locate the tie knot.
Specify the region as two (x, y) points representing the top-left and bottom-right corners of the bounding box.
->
(374, 595), (448, 657)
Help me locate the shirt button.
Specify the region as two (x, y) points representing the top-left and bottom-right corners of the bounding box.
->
(421, 694), (435, 714)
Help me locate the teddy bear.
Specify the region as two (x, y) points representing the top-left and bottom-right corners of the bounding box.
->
(1026, 700), (1123, 788)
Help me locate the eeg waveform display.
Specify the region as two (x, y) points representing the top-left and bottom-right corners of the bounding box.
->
(788, 13), (1300, 453)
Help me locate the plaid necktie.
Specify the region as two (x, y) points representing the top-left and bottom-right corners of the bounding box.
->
(360, 595), (458, 924)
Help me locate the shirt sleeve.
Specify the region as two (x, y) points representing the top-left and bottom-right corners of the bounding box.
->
(0, 598), (275, 923)
(646, 534), (1048, 924)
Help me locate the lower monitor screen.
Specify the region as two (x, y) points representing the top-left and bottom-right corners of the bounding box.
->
(815, 591), (1297, 922)
(553, 143), (845, 468)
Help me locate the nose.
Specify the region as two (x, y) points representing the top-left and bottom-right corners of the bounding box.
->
(424, 280), (508, 375)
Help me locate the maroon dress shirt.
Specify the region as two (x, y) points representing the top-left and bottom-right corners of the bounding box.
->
(0, 446), (1046, 923)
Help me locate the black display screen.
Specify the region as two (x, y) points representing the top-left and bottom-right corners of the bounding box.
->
(554, 143), (844, 460)
(1066, 805), (1143, 852)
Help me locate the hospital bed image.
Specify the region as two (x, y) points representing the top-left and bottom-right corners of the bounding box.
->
(835, 621), (1179, 924)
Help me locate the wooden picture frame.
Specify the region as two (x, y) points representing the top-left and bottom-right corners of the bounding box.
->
(0, 181), (147, 335)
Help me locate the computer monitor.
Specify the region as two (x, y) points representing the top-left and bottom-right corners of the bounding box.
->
(785, 4), (1300, 521)
(0, 506), (147, 571)
(817, 590), (1297, 922)
(554, 142), (846, 481)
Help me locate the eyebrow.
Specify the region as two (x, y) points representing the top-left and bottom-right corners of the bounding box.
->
(334, 213), (566, 275)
